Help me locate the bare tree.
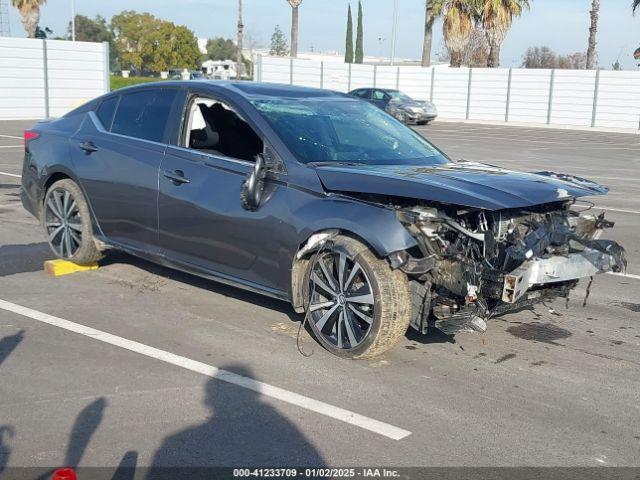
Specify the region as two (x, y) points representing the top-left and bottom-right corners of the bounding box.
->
(586, 0), (599, 69)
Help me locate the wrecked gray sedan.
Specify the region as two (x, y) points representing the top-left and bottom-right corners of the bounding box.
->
(22, 82), (626, 359)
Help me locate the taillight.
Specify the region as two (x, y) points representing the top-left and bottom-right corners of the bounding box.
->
(24, 130), (40, 146)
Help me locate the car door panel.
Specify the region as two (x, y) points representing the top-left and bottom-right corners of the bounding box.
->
(70, 113), (164, 251)
(159, 147), (290, 292)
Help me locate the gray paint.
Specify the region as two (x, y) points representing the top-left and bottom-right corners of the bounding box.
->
(20, 81), (611, 306)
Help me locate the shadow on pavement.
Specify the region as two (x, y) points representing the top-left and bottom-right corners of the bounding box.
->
(405, 326), (455, 345)
(145, 364), (325, 479)
(0, 425), (15, 475)
(101, 251), (300, 323)
(111, 451), (138, 480)
(64, 397), (107, 468)
(0, 243), (51, 277)
(0, 330), (24, 366)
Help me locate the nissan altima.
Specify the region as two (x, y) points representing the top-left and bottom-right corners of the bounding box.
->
(21, 81), (626, 359)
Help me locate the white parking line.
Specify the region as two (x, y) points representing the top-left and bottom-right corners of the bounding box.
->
(0, 298), (412, 441)
(0, 145), (22, 149)
(0, 134), (22, 140)
(595, 206), (640, 215)
(608, 272), (640, 281)
(0, 171), (20, 178)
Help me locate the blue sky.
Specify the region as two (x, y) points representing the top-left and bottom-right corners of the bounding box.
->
(6, 0), (640, 69)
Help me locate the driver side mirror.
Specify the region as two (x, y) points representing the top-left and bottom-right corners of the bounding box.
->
(240, 153), (267, 211)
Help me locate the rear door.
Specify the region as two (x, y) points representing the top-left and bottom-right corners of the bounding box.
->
(70, 88), (180, 252)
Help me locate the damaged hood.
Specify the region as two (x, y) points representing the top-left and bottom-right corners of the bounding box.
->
(315, 161), (609, 210)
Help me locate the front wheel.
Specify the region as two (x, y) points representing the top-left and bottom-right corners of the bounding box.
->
(304, 236), (411, 359)
(43, 179), (103, 265)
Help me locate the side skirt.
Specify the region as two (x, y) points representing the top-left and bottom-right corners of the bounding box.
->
(95, 237), (291, 303)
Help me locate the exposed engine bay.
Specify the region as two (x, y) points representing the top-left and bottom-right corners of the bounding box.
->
(392, 201), (627, 336)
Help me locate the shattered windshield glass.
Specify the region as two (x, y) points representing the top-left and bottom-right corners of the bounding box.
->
(250, 97), (448, 166)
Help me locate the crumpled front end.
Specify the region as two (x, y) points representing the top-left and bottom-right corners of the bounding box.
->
(394, 202), (627, 336)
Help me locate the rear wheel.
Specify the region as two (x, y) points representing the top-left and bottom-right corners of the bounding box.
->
(43, 179), (103, 265)
(304, 236), (411, 359)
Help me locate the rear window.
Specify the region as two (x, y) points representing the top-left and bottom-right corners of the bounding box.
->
(111, 89), (178, 143)
(96, 96), (118, 130)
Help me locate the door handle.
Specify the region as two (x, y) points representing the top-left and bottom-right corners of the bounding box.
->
(79, 141), (99, 154)
(163, 169), (190, 185)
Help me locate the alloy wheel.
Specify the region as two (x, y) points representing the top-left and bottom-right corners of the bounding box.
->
(45, 188), (83, 258)
(308, 250), (376, 350)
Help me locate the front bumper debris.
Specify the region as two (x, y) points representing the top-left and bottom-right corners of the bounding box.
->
(502, 247), (621, 304)
(396, 203), (627, 336)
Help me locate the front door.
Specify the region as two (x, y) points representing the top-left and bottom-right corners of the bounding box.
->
(158, 95), (289, 295)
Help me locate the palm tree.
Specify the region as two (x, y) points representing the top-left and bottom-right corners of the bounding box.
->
(237, 0), (244, 79)
(443, 0), (475, 67)
(287, 0), (303, 57)
(422, 0), (444, 66)
(586, 0), (599, 69)
(11, 0), (46, 38)
(479, 0), (529, 68)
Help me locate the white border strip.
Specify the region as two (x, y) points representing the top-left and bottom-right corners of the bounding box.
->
(608, 272), (640, 281)
(0, 134), (22, 140)
(595, 206), (640, 215)
(0, 171), (20, 178)
(0, 299), (411, 441)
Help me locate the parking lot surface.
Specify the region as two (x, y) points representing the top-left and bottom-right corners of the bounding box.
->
(0, 120), (639, 473)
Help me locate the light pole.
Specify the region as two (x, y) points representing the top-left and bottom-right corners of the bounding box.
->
(71, 0), (75, 41)
(390, 0), (398, 65)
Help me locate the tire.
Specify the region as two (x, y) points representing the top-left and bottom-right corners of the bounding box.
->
(303, 235), (411, 359)
(42, 179), (103, 265)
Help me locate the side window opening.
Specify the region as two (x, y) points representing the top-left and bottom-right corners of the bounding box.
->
(185, 97), (263, 162)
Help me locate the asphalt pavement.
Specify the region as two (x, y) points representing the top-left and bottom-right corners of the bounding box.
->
(0, 120), (639, 475)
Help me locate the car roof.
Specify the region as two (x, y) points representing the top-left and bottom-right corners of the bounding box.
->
(110, 80), (344, 99)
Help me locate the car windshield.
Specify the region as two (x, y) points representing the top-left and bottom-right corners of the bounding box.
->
(387, 90), (413, 102)
(250, 97), (447, 166)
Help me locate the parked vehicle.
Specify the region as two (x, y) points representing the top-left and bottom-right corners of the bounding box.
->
(21, 82), (625, 359)
(349, 88), (437, 125)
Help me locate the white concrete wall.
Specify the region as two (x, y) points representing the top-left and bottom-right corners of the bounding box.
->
(256, 56), (640, 132)
(0, 37), (109, 120)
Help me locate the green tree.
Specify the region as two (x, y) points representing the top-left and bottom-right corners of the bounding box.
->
(269, 25), (289, 56)
(111, 11), (199, 73)
(67, 15), (120, 71)
(151, 23), (200, 72)
(205, 37), (238, 60)
(422, 1), (444, 66)
(11, 0), (46, 38)
(287, 0), (303, 58)
(345, 4), (354, 63)
(478, 0), (530, 68)
(355, 1), (364, 63)
(586, 0), (599, 69)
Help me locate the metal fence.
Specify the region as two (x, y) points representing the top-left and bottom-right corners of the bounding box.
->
(0, 37), (110, 120)
(255, 55), (640, 132)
